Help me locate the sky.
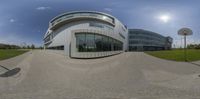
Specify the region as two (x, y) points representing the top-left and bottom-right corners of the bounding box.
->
(0, 0), (200, 47)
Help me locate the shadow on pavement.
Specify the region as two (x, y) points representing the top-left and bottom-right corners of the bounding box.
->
(0, 65), (9, 71)
(0, 68), (21, 77)
(188, 62), (200, 67)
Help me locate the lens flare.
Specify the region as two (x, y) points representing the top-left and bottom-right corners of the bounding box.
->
(159, 15), (170, 23)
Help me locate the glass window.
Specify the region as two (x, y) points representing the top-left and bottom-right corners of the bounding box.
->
(105, 25), (113, 30)
(76, 33), (86, 52)
(113, 39), (117, 51)
(102, 36), (108, 51)
(108, 38), (112, 51)
(85, 34), (95, 52)
(47, 46), (64, 50)
(76, 32), (123, 52)
(95, 34), (102, 51)
(89, 22), (104, 28)
(120, 42), (122, 50)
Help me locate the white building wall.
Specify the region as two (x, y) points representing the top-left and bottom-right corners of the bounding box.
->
(44, 11), (128, 58)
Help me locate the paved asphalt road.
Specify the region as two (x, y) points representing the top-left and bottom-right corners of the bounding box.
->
(0, 50), (200, 99)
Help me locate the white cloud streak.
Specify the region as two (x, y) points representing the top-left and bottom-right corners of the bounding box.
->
(36, 6), (51, 10)
(9, 19), (15, 23)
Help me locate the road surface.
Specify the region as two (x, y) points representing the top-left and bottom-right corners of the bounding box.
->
(0, 50), (200, 99)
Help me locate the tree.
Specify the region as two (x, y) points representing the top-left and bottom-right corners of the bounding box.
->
(39, 46), (43, 49)
(31, 44), (35, 49)
(27, 45), (30, 49)
(196, 44), (200, 49)
(187, 44), (200, 49)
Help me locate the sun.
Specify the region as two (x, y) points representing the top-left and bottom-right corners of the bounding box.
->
(159, 15), (170, 23)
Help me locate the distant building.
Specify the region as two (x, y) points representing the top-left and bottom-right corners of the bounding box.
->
(44, 11), (128, 58)
(128, 29), (172, 51)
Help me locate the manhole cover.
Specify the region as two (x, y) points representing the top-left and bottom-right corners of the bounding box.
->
(0, 68), (21, 77)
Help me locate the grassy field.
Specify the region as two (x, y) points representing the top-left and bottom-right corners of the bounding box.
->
(0, 49), (28, 60)
(145, 49), (200, 62)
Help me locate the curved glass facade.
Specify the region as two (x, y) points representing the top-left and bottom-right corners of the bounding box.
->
(76, 33), (123, 52)
(128, 29), (172, 51)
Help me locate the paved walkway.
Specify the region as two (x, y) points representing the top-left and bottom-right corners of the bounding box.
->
(0, 51), (31, 75)
(0, 50), (200, 99)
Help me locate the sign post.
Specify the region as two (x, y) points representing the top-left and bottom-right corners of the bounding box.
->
(178, 28), (193, 61)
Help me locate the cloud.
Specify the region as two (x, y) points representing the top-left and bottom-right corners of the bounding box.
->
(36, 6), (51, 10)
(9, 19), (15, 23)
(104, 8), (112, 12)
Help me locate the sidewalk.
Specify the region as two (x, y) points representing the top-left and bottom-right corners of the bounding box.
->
(0, 51), (31, 70)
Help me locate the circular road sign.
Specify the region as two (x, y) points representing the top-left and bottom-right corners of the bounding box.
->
(178, 28), (193, 36)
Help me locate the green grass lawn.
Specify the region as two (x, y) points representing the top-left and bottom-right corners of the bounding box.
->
(145, 49), (200, 62)
(0, 49), (28, 60)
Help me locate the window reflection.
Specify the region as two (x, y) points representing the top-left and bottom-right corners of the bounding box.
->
(47, 46), (64, 50)
(86, 34), (95, 52)
(76, 33), (86, 52)
(95, 35), (103, 51)
(75, 33), (123, 52)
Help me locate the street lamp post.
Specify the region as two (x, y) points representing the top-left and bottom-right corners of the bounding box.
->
(184, 35), (186, 61)
(178, 28), (193, 62)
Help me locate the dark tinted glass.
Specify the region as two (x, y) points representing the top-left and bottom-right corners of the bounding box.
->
(76, 33), (123, 52)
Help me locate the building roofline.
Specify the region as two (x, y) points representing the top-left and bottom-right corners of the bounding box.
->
(50, 11), (116, 23)
(128, 29), (172, 38)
